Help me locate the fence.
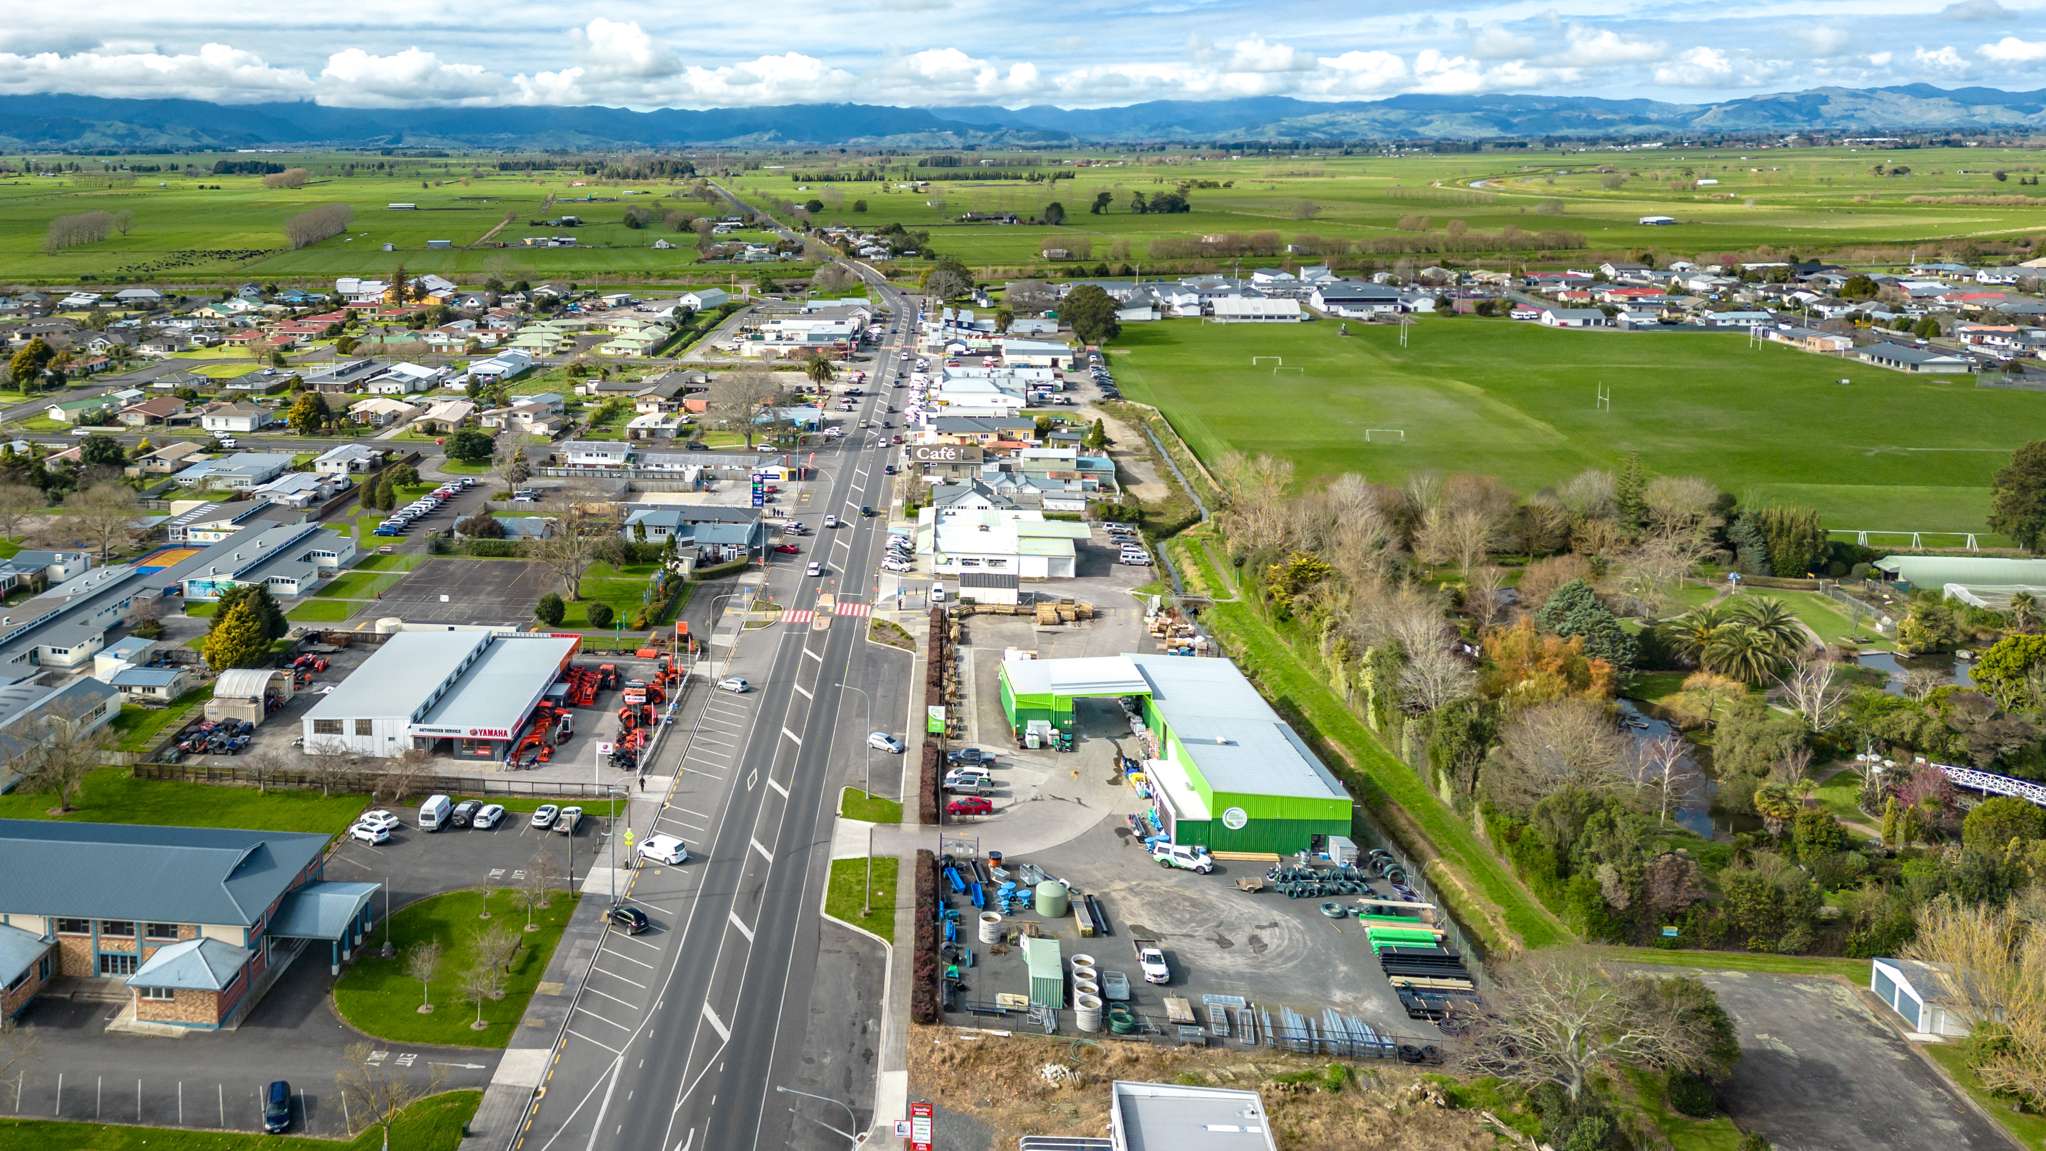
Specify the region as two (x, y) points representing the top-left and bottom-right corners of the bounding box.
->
(131, 762), (624, 798)
(946, 996), (1438, 1062)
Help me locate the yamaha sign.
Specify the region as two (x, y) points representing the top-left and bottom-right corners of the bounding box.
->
(908, 444), (982, 465)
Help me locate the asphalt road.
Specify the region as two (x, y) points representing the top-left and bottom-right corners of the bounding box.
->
(512, 268), (915, 1151)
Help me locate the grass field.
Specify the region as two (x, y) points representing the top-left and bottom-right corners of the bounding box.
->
(824, 856), (898, 944)
(838, 787), (903, 823)
(1920, 1041), (2046, 1150)
(0, 1091), (481, 1150)
(0, 768), (365, 834)
(1113, 318), (2046, 533)
(332, 886), (579, 1048)
(731, 145), (2046, 270)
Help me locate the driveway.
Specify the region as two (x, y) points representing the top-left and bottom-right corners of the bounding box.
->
(1701, 971), (2013, 1151)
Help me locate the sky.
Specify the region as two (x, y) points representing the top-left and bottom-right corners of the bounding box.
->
(0, 0), (2044, 110)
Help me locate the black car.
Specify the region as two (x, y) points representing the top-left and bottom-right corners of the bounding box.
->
(947, 747), (989, 767)
(263, 1081), (293, 1134)
(605, 904), (650, 935)
(450, 800), (479, 828)
(883, 464), (898, 475)
(685, 440), (709, 451)
(860, 505), (875, 517)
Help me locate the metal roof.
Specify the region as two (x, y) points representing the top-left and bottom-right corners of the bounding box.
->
(1127, 654), (1349, 805)
(1001, 655), (1148, 699)
(0, 820), (327, 926)
(310, 630), (575, 737)
(269, 881), (380, 942)
(1110, 1082), (1277, 1151)
(111, 666), (185, 688)
(0, 923), (48, 987)
(213, 667), (286, 700)
(128, 937), (252, 991)
(416, 634), (576, 734)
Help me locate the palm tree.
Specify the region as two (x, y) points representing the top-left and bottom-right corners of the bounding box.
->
(1705, 622), (1782, 686)
(2010, 591), (2038, 634)
(1732, 596), (1806, 656)
(803, 354), (834, 386)
(1666, 604), (1731, 667)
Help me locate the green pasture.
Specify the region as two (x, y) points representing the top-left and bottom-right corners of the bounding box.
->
(1111, 317), (2046, 532)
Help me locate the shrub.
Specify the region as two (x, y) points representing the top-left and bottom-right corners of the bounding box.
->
(586, 603), (615, 629)
(534, 593), (565, 626)
(910, 849), (940, 1024)
(1665, 1070), (1718, 1118)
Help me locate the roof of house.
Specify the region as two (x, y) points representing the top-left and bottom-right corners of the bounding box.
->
(110, 666), (186, 688)
(0, 923), (49, 988)
(1861, 341), (1967, 364)
(127, 937), (253, 991)
(0, 820), (327, 927)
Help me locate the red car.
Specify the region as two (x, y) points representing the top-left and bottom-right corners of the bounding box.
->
(773, 543), (801, 555)
(946, 797), (994, 816)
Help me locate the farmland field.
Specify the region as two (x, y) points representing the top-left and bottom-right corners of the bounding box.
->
(1111, 317), (2046, 533)
(729, 145), (2046, 270)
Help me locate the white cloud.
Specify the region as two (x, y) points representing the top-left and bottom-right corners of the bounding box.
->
(1557, 25), (1665, 67)
(1941, 0), (2011, 20)
(898, 48), (1040, 99)
(1797, 26), (1850, 55)
(670, 52), (856, 105)
(0, 42), (311, 102)
(1311, 50), (1409, 94)
(573, 19), (674, 79)
(1471, 24), (1537, 60)
(1867, 50), (1895, 66)
(318, 47), (503, 107)
(1653, 46), (1734, 86)
(1229, 37), (1304, 73)
(1410, 49), (1487, 94)
(1914, 44), (1969, 70)
(1979, 35), (2046, 62)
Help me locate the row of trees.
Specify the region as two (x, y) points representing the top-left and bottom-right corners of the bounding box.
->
(283, 204), (353, 250)
(44, 210), (130, 254)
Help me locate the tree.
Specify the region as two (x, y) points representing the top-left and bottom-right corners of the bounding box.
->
(586, 602), (615, 629)
(336, 1040), (441, 1151)
(1061, 284), (1121, 346)
(17, 714), (108, 814)
(705, 371), (782, 449)
(203, 599), (273, 671)
(1897, 600), (1961, 656)
(1903, 898), (2046, 1111)
(534, 593), (566, 626)
(1991, 441), (2046, 552)
(922, 258), (974, 300)
(1634, 734), (1692, 826)
(215, 583), (288, 641)
(7, 338), (54, 388)
(994, 308), (1014, 334)
(1841, 273), (1879, 301)
(287, 391), (329, 436)
(1398, 639), (1476, 715)
(1489, 700), (1630, 813)
(53, 480), (141, 563)
(0, 480), (44, 543)
(1042, 201), (1066, 226)
(1535, 580), (1637, 672)
(1971, 632), (2046, 711)
(1083, 418), (1108, 451)
(1461, 951), (1727, 1105)
(1726, 512), (1771, 575)
(283, 204), (352, 249)
(1757, 505), (1826, 577)
(476, 923), (520, 983)
(1778, 653), (1847, 734)
(78, 435), (125, 470)
(532, 486), (615, 601)
(445, 428), (494, 464)
(1090, 191), (1114, 215)
(405, 941), (442, 1013)
(490, 434), (530, 497)
(457, 511), (506, 539)
(1129, 190), (1148, 214)
(2010, 591), (2039, 634)
(802, 353), (835, 387)
(1962, 796), (2046, 856)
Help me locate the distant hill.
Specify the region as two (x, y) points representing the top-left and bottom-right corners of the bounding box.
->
(3, 85), (2045, 150)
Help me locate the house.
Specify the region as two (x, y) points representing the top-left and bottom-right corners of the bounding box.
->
(199, 403), (274, 434)
(1310, 281), (1403, 318)
(465, 349), (535, 385)
(127, 440), (206, 476)
(117, 396), (187, 427)
(1538, 307), (1612, 329)
(347, 398), (421, 428)
(311, 444), (385, 477)
(172, 452), (294, 490)
(919, 506), (1091, 580)
(303, 358), (382, 394)
(1763, 326), (1856, 354)
(1871, 958), (1972, 1039)
(366, 362), (449, 395)
(109, 665), (196, 704)
(999, 338), (1075, 370)
(45, 395), (119, 424)
(0, 819), (379, 1027)
(112, 287), (163, 307)
(562, 441), (632, 469)
(1858, 342), (1974, 374)
(248, 471), (348, 508)
(1210, 296), (1303, 323)
(0, 549), (90, 597)
(412, 399), (476, 433)
(618, 505), (765, 563)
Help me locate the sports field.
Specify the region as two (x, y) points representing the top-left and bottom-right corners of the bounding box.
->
(732, 145), (2046, 269)
(1111, 318), (2046, 534)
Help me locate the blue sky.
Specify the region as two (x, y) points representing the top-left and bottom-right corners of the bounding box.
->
(1, 0), (2043, 108)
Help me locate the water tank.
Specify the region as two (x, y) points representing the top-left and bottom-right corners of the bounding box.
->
(375, 616), (404, 635)
(1034, 880), (1070, 918)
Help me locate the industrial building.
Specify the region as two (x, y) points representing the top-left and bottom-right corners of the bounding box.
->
(917, 507), (1090, 580)
(999, 654), (1352, 855)
(1108, 1081), (1277, 1151)
(302, 629), (581, 760)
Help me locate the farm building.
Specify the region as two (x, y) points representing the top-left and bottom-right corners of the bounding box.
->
(998, 654), (1352, 855)
(1871, 958), (1973, 1040)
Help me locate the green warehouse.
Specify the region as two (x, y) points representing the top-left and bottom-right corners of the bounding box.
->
(998, 653), (1353, 855)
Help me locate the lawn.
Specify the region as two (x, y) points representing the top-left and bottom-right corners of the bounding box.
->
(1920, 1041), (2046, 1150)
(316, 570), (406, 599)
(350, 552), (423, 573)
(105, 685), (215, 753)
(838, 787), (903, 823)
(184, 601), (219, 618)
(562, 562), (686, 630)
(1810, 767), (1879, 835)
(824, 856), (898, 944)
(1172, 530), (1566, 953)
(332, 886), (580, 1048)
(0, 768), (366, 835)
(1592, 945), (1870, 979)
(0, 1090), (481, 1151)
(1112, 318), (2046, 534)
(288, 599), (361, 623)
(1758, 589), (1889, 649)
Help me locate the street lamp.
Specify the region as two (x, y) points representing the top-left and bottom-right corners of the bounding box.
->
(606, 785), (627, 906)
(773, 1084), (863, 1149)
(838, 683), (876, 797)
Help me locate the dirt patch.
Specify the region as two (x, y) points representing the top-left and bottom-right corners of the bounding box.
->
(1087, 403), (1169, 504)
(908, 1024), (1495, 1150)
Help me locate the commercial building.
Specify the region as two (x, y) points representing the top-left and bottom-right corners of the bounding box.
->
(0, 820), (379, 1027)
(302, 629), (580, 760)
(1108, 1081), (1277, 1151)
(178, 522), (355, 601)
(918, 507), (1090, 580)
(999, 654), (1352, 855)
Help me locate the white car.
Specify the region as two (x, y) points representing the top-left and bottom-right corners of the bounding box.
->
(867, 731), (906, 754)
(1138, 944), (1172, 985)
(348, 823), (391, 845)
(530, 804), (559, 829)
(882, 561), (913, 574)
(472, 803), (506, 830)
(638, 833), (690, 865)
(554, 806), (583, 834)
(807, 562), (825, 577)
(717, 676), (752, 693)
(357, 809), (402, 834)
(823, 515), (840, 529)
(1151, 843), (1213, 873)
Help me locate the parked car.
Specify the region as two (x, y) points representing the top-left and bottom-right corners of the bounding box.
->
(717, 676), (752, 693)
(604, 904), (651, 935)
(530, 804), (560, 829)
(1151, 842), (1214, 873)
(348, 822), (391, 845)
(1118, 553), (1154, 567)
(774, 543), (801, 555)
(357, 809), (402, 834)
(473, 803), (506, 830)
(882, 560), (913, 574)
(946, 747), (989, 767)
(638, 833), (690, 865)
(263, 1081), (293, 1134)
(449, 800), (479, 828)
(554, 806), (583, 834)
(867, 731), (905, 754)
(946, 796), (994, 816)
(944, 773), (995, 795)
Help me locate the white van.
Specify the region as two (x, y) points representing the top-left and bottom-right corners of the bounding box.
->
(418, 794), (453, 831)
(638, 833), (690, 865)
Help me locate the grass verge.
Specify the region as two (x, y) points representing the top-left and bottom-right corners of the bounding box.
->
(839, 787), (904, 823)
(0, 768), (365, 834)
(106, 685), (214, 754)
(333, 886), (580, 1048)
(0, 1090), (482, 1150)
(289, 599), (361, 623)
(1921, 1040), (2046, 1150)
(824, 856), (898, 944)
(1592, 945), (1869, 979)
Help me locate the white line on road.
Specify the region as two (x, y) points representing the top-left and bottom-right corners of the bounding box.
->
(600, 947), (656, 970)
(780, 726), (802, 746)
(611, 930), (663, 952)
(728, 910), (754, 941)
(750, 837), (773, 862)
(589, 968), (648, 990)
(581, 985), (640, 1010)
(672, 806), (711, 819)
(565, 1028), (624, 1055)
(766, 776), (789, 798)
(575, 1005), (633, 1031)
(700, 1003), (731, 1042)
(803, 646), (823, 662)
(792, 682), (812, 699)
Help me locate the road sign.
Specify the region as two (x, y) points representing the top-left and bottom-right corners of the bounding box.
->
(894, 1120), (912, 1138)
(925, 706), (945, 735)
(623, 828), (635, 849)
(909, 1101), (934, 1151)
(595, 741), (615, 757)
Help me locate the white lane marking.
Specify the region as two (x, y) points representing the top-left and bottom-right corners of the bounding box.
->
(749, 837), (773, 862)
(792, 683), (812, 699)
(673, 807), (711, 820)
(803, 647), (823, 663)
(780, 726), (802, 746)
(766, 776), (789, 798)
(601, 947), (656, 970)
(581, 985), (640, 1010)
(611, 930), (663, 951)
(728, 910), (755, 942)
(575, 1005), (633, 1031)
(588, 967), (648, 990)
(700, 1003), (731, 1042)
(565, 1028), (624, 1055)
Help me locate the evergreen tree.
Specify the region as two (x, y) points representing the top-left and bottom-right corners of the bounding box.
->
(1728, 513), (1771, 576)
(203, 599), (272, 670)
(1534, 579), (1637, 671)
(1614, 451), (1646, 531)
(1757, 505), (1826, 577)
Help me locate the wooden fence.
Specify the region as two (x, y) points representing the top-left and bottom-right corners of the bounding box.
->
(132, 761), (621, 798)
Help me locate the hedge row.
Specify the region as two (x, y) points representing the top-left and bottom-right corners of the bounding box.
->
(910, 848), (939, 1024)
(919, 606), (945, 825)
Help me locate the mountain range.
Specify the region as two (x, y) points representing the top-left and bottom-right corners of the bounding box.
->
(4, 84), (2046, 150)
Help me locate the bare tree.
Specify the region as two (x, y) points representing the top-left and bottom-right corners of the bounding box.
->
(1399, 641), (1475, 715)
(475, 923), (520, 992)
(520, 851), (552, 929)
(48, 480), (141, 563)
(1613, 533), (1709, 615)
(336, 1041), (442, 1151)
(1556, 468), (1617, 521)
(0, 480), (46, 542)
(1460, 950), (1719, 1105)
(373, 749), (433, 805)
(1215, 452), (1296, 550)
(1489, 699), (1630, 813)
(531, 484), (615, 600)
(284, 204), (353, 250)
(1635, 734), (1691, 825)
(1775, 744), (1815, 790)
(489, 432), (530, 497)
(405, 941), (442, 1014)
(19, 714), (108, 813)
(460, 952), (499, 1029)
(705, 370), (784, 449)
(1414, 505), (1501, 576)
(300, 740), (354, 796)
(1900, 667), (1945, 702)
(1778, 654), (1847, 734)
(1463, 565), (1511, 631)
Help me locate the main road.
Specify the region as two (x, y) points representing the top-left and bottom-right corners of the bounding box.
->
(514, 266), (919, 1151)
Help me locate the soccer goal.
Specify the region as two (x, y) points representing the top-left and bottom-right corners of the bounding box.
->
(1251, 355), (1283, 366)
(1364, 428), (1406, 443)
(1272, 366), (1305, 376)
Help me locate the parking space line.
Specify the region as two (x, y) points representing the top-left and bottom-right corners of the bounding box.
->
(565, 1028), (624, 1055)
(575, 1004), (632, 1031)
(766, 776), (789, 798)
(589, 967), (647, 990)
(803, 647), (823, 663)
(581, 985), (640, 1011)
(611, 930), (662, 952)
(601, 947), (655, 970)
(701, 1003), (731, 1042)
(672, 806), (711, 820)
(728, 910), (754, 942)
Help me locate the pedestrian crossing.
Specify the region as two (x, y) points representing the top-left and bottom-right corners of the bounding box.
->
(834, 602), (871, 618)
(783, 609), (816, 624)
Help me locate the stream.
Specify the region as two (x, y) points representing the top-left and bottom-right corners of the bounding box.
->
(1615, 698), (1720, 838)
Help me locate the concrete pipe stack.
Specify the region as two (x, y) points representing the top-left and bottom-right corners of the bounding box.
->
(977, 912), (1003, 944)
(1074, 992), (1104, 1033)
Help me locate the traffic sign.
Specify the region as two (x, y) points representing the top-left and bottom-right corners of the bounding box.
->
(623, 828), (636, 849)
(909, 1101), (934, 1151)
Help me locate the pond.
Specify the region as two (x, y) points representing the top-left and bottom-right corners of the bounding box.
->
(1855, 649), (1974, 695)
(1615, 698), (1720, 839)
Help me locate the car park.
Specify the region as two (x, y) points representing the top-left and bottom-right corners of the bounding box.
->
(717, 676), (752, 693)
(605, 904), (651, 934)
(348, 822), (391, 845)
(554, 806), (583, 834)
(867, 731), (905, 754)
(530, 804), (559, 829)
(449, 800), (479, 828)
(638, 833), (690, 865)
(357, 809), (402, 834)
(473, 803), (505, 829)
(946, 796), (994, 816)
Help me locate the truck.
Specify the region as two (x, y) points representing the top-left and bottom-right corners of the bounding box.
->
(1133, 937), (1171, 985)
(1150, 843), (1212, 874)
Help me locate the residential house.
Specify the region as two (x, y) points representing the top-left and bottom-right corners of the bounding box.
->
(311, 444), (386, 477)
(465, 350), (535, 385)
(561, 441), (631, 469)
(1763, 326), (1856, 354)
(411, 400), (476, 433)
(117, 396), (187, 427)
(127, 441), (205, 477)
(347, 398), (421, 428)
(199, 403), (274, 435)
(1537, 307), (1612, 329)
(45, 395), (119, 425)
(366, 362), (449, 395)
(172, 452), (294, 490)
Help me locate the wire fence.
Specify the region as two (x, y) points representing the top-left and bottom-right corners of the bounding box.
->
(131, 762), (624, 798)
